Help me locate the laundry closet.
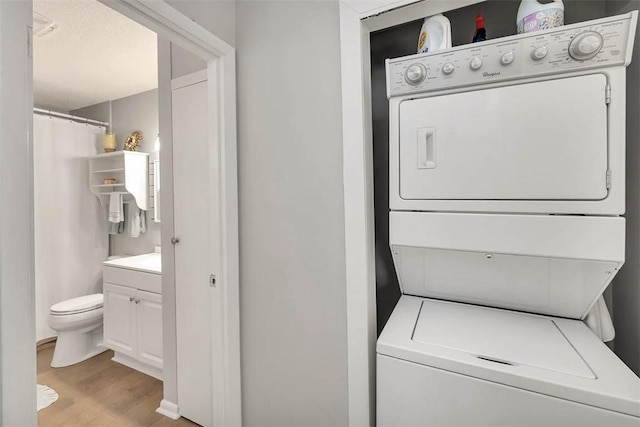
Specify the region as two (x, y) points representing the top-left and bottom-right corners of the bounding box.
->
(369, 0), (640, 424)
(372, 0), (639, 356)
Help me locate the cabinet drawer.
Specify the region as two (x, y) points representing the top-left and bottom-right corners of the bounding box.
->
(103, 266), (161, 294)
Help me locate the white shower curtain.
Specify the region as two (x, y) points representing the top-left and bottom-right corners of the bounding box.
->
(34, 115), (109, 342)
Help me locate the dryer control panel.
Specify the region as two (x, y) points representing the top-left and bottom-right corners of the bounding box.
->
(386, 11), (637, 98)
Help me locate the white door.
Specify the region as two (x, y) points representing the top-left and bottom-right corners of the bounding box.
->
(172, 71), (215, 426)
(398, 74), (609, 201)
(103, 283), (137, 357)
(136, 290), (163, 369)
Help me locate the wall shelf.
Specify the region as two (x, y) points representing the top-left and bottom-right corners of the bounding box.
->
(92, 168), (126, 174)
(89, 151), (149, 210)
(92, 183), (127, 188)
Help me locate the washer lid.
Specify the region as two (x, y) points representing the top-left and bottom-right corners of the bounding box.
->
(378, 296), (640, 417)
(413, 299), (594, 378)
(50, 293), (103, 314)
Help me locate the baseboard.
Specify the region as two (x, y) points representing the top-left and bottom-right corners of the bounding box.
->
(36, 337), (57, 351)
(156, 399), (180, 420)
(111, 353), (163, 381)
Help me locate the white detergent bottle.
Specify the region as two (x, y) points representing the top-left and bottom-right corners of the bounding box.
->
(517, 0), (564, 34)
(417, 14), (452, 54)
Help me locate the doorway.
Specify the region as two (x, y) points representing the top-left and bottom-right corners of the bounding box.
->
(0, 0), (240, 425)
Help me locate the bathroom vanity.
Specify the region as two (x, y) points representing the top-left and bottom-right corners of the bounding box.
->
(102, 252), (162, 380)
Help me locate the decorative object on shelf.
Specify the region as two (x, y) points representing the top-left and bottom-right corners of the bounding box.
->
(102, 132), (117, 152)
(103, 178), (117, 185)
(124, 131), (143, 151)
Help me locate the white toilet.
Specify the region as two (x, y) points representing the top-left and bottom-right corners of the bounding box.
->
(48, 293), (107, 367)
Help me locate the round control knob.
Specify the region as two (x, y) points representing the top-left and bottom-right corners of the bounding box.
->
(500, 52), (515, 65)
(568, 31), (604, 61)
(404, 63), (427, 85)
(442, 62), (455, 75)
(531, 46), (548, 61)
(469, 56), (483, 70)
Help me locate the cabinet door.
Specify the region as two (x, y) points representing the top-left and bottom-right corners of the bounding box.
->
(103, 283), (137, 357)
(136, 290), (163, 369)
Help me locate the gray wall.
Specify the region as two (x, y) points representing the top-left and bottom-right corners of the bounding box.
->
(166, 0), (234, 79)
(72, 89), (161, 257)
(235, 1), (349, 425)
(606, 0), (640, 376)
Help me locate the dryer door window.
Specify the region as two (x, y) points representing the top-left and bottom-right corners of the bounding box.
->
(398, 74), (609, 201)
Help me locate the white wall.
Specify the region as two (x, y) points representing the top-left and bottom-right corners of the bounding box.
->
(235, 1), (349, 425)
(160, 2), (349, 423)
(72, 89), (161, 257)
(0, 0), (37, 424)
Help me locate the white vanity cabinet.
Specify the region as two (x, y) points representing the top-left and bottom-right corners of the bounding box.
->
(103, 253), (162, 380)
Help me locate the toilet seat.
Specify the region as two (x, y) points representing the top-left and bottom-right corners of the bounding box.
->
(50, 293), (103, 315)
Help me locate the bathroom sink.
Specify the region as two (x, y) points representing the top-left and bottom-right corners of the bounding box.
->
(103, 252), (161, 274)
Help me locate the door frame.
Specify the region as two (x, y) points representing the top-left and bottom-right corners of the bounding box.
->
(101, 2), (241, 425)
(337, 1), (485, 425)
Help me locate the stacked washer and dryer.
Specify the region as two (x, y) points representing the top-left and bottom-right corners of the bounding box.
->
(379, 11), (640, 426)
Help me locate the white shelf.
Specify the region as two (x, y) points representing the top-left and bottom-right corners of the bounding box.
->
(92, 168), (126, 174)
(88, 151), (148, 159)
(89, 151), (149, 210)
(92, 183), (126, 188)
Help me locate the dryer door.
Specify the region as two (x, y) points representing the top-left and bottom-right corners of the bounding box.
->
(398, 74), (609, 201)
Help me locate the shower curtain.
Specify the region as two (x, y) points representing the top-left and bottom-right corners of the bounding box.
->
(34, 114), (109, 342)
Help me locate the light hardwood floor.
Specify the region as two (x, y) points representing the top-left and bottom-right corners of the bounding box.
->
(37, 342), (198, 427)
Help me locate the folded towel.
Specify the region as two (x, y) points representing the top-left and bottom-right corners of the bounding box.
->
(108, 200), (125, 234)
(584, 296), (615, 342)
(108, 192), (124, 223)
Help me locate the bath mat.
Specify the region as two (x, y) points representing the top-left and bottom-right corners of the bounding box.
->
(37, 384), (58, 411)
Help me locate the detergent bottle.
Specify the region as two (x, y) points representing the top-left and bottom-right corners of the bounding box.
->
(417, 14), (452, 54)
(517, 0), (564, 34)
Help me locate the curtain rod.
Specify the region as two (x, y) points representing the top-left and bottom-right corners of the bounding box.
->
(33, 108), (109, 128)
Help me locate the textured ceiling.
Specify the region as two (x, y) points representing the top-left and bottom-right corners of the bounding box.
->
(33, 0), (157, 111)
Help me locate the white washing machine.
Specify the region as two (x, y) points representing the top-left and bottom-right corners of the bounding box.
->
(379, 11), (640, 426)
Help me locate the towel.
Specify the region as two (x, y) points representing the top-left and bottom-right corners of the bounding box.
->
(584, 296), (615, 342)
(108, 199), (125, 235)
(37, 384), (58, 411)
(108, 217), (125, 234)
(108, 192), (124, 223)
(129, 206), (147, 238)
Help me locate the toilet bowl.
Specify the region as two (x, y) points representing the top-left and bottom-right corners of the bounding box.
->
(48, 293), (107, 367)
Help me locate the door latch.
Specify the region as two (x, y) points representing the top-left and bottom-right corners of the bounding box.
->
(170, 237), (180, 245)
(209, 274), (216, 287)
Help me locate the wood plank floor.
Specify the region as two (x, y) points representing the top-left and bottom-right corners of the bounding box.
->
(37, 343), (198, 427)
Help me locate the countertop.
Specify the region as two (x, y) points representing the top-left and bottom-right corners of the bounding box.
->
(103, 252), (161, 274)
